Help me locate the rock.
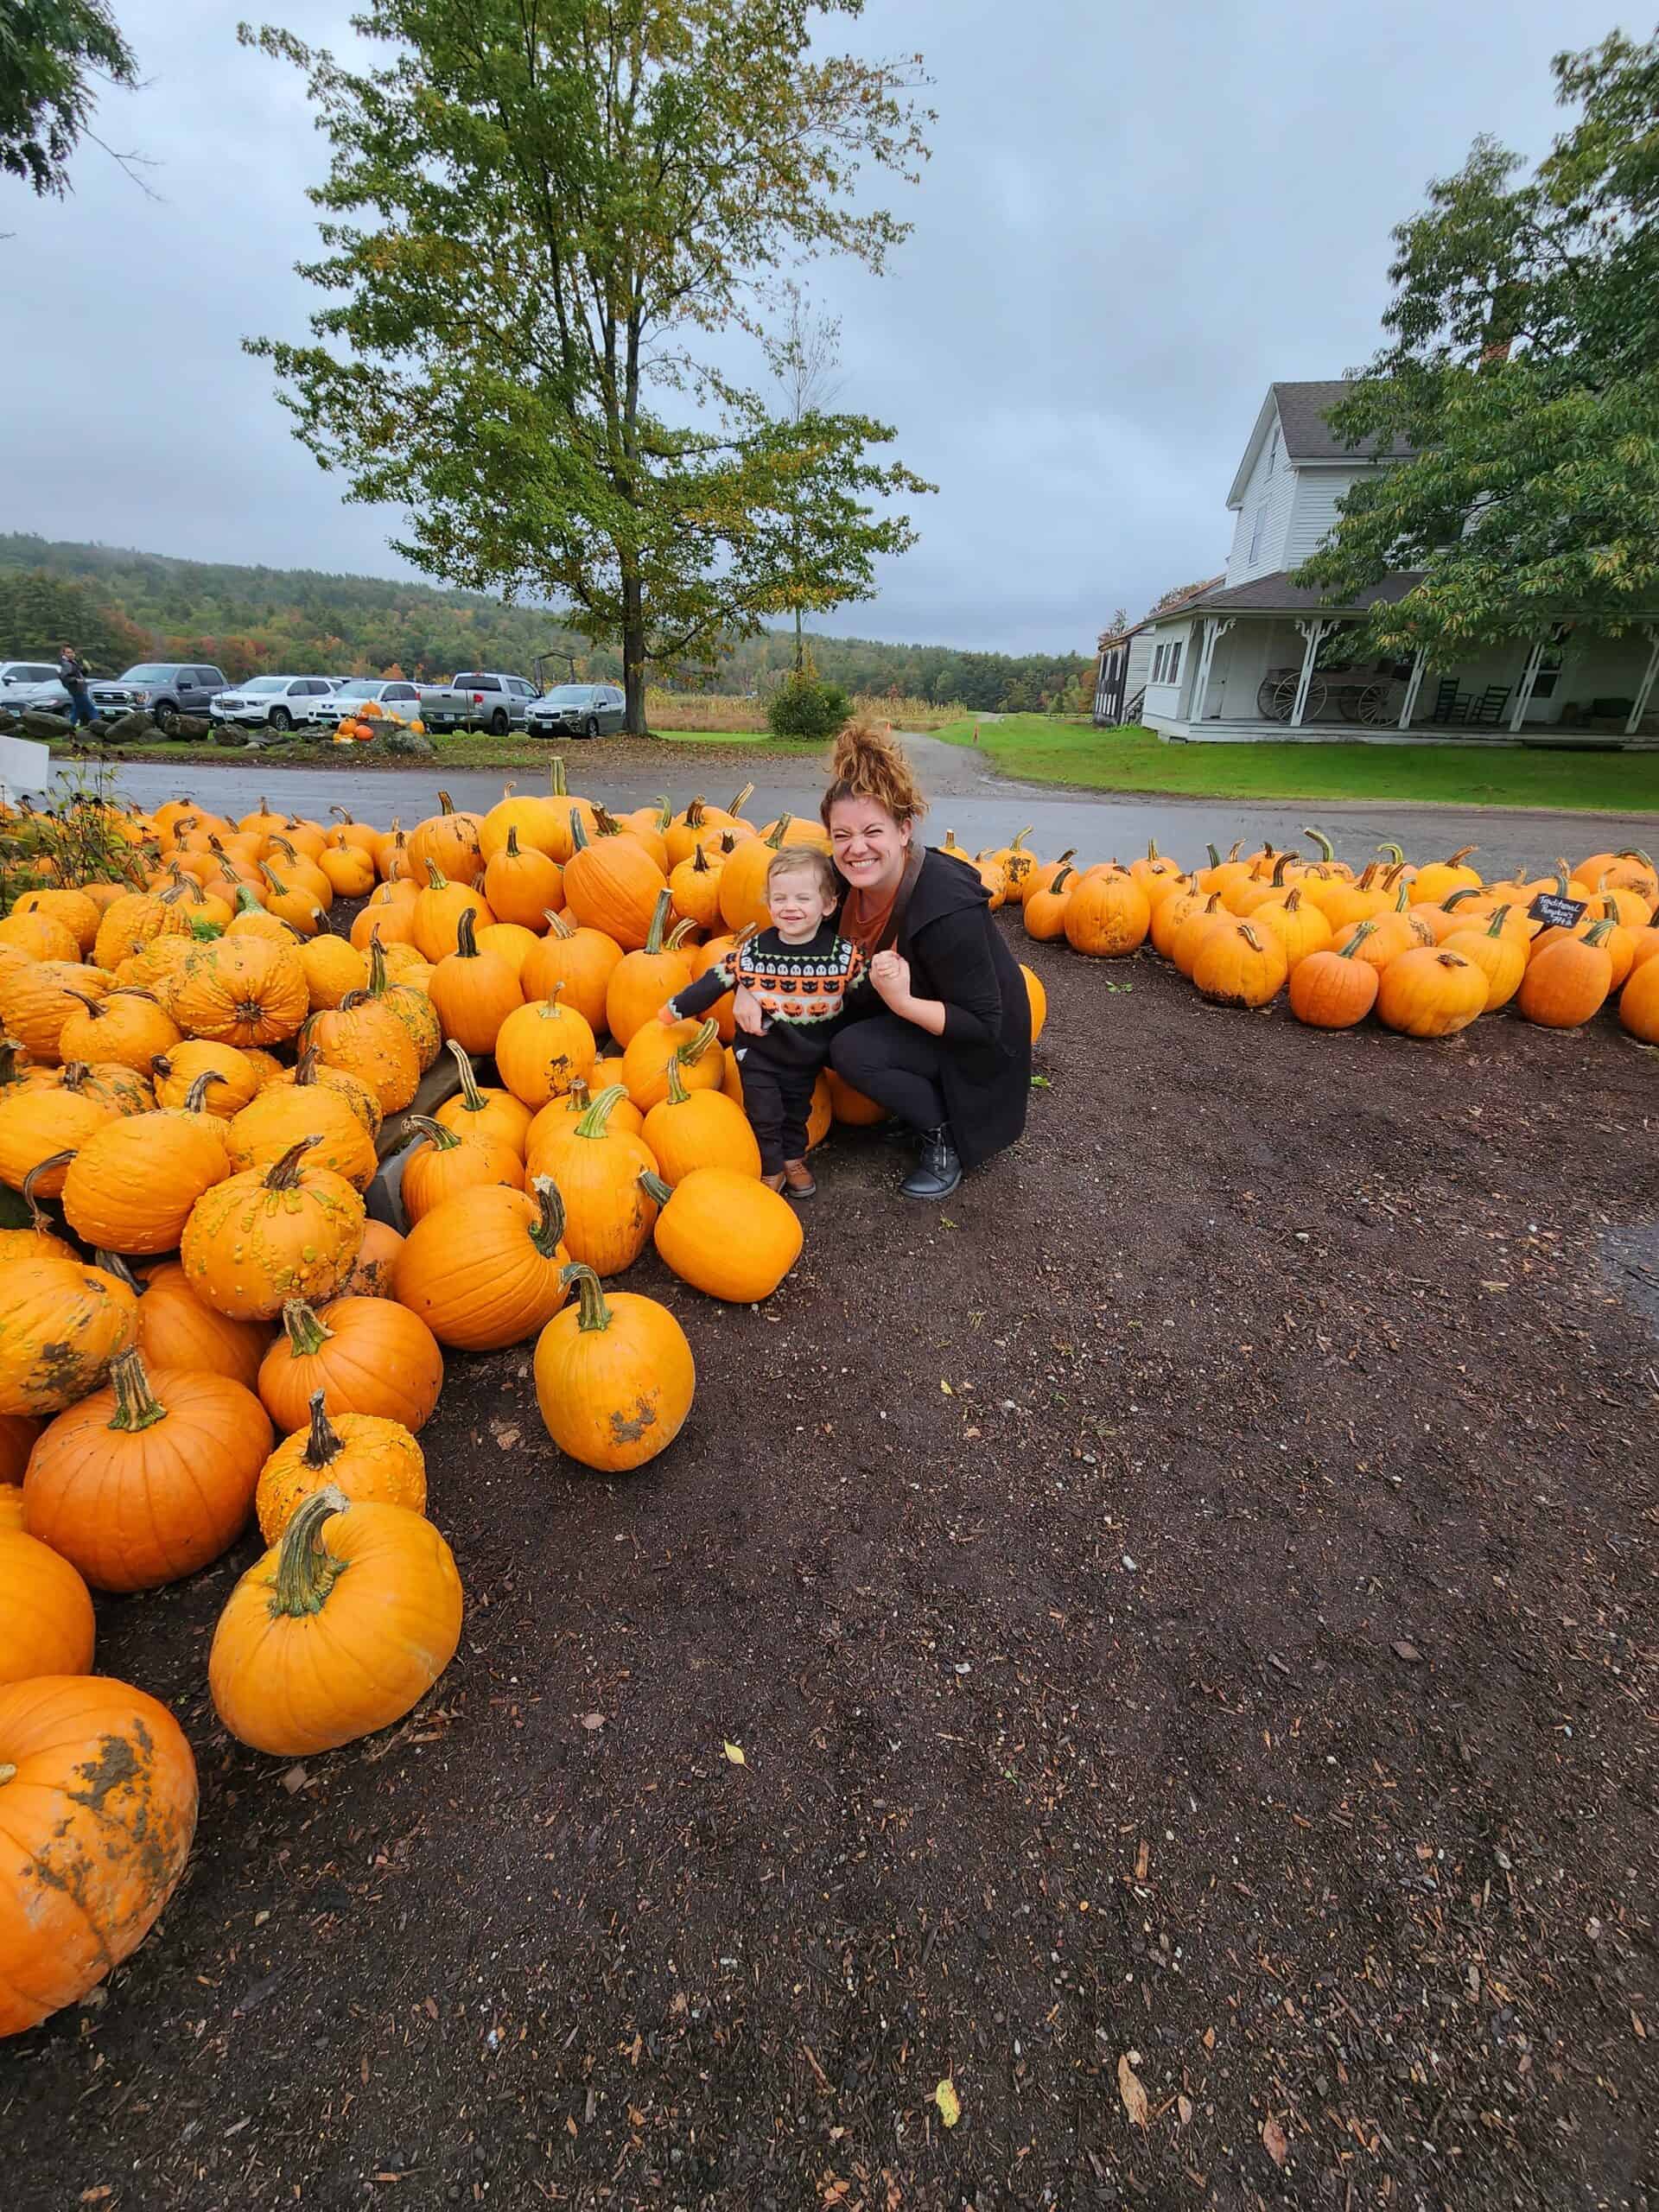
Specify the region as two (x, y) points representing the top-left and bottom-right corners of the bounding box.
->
(173, 714), (211, 741)
(20, 710), (72, 738)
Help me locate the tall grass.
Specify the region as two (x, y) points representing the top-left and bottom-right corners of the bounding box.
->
(645, 688), (965, 734)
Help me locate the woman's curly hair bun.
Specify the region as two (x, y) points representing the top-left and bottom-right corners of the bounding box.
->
(820, 715), (927, 829)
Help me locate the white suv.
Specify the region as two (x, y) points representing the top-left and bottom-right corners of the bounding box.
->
(210, 676), (339, 733)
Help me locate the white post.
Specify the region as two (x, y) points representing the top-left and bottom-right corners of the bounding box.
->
(1290, 619), (1327, 728)
(1396, 647), (1427, 731)
(1189, 618), (1234, 725)
(1510, 639), (1548, 733)
(1625, 627), (1659, 735)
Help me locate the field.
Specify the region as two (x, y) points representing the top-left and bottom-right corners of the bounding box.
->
(5, 923), (1654, 2212)
(647, 690), (963, 734)
(936, 715), (1659, 813)
(45, 728), (830, 772)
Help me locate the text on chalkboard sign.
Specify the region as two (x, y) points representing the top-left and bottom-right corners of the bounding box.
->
(1529, 892), (1587, 930)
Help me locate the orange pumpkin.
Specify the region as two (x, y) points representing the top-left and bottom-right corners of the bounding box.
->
(605, 890), (697, 1046)
(483, 824), (563, 928)
(522, 1084), (659, 1274)
(434, 1039), (532, 1154)
(1287, 922), (1381, 1029)
(400, 1114), (525, 1224)
(181, 1141), (365, 1320)
(257, 1296), (443, 1435)
(563, 812), (669, 950)
(0, 1257), (138, 1414)
(428, 907), (524, 1054)
(59, 1078), (232, 1255)
(0, 1511), (95, 1685)
(518, 909), (623, 1032)
(408, 791), (485, 886)
(254, 1391), (426, 1543)
(340, 1218), (405, 1298)
(394, 1178), (572, 1349)
(493, 988), (598, 1109)
(620, 1013), (724, 1114)
(133, 1259), (272, 1391)
(1063, 869), (1150, 957)
(642, 1053), (763, 1184)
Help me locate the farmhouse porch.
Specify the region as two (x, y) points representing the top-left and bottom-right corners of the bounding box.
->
(1136, 574), (1659, 749)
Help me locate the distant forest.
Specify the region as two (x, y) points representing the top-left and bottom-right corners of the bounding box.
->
(0, 537), (1091, 712)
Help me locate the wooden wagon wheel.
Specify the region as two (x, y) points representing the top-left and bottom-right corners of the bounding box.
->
(1256, 674), (1298, 722)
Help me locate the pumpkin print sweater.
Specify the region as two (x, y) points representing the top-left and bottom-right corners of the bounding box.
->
(667, 922), (865, 1070)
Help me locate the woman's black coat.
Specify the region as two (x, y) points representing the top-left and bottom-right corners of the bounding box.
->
(840, 843), (1031, 1169)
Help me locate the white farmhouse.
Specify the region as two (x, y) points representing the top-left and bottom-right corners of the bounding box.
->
(1121, 381), (1659, 746)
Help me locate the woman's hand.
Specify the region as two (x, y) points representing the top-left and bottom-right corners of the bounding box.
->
(869, 950), (912, 1010)
(732, 984), (766, 1035)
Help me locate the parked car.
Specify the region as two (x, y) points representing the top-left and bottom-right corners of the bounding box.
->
(115, 664), (230, 732)
(525, 683), (627, 740)
(209, 676), (339, 734)
(416, 671), (538, 734)
(0, 662), (143, 721)
(328, 677), (424, 720)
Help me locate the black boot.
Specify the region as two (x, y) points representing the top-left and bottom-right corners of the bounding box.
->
(900, 1124), (962, 1200)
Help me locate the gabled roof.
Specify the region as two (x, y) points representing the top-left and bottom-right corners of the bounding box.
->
(1097, 574), (1224, 651)
(1147, 569), (1428, 620)
(1226, 382), (1414, 508)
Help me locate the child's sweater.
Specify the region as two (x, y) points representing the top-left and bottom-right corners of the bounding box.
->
(668, 922), (865, 1069)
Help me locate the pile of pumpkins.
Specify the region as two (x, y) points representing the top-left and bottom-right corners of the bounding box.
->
(995, 826), (1659, 1040)
(0, 764), (917, 2038)
(333, 696), (424, 745)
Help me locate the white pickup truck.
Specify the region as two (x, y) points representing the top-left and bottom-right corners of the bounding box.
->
(416, 671), (539, 734)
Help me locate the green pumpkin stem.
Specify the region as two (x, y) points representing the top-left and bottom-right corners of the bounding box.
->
(665, 917), (697, 950)
(677, 1017), (720, 1070)
(366, 935), (391, 999)
(568, 807), (590, 852)
(1301, 825), (1336, 862)
(264, 1137), (321, 1191)
(573, 1082), (630, 1139)
(107, 1347), (168, 1433)
(559, 1260), (613, 1332)
(1443, 886), (1484, 912)
(1205, 842), (1221, 871)
(1486, 906), (1512, 937)
(638, 1168), (672, 1206)
(527, 1174), (568, 1257)
(1376, 841), (1405, 865)
(765, 814), (791, 850)
(643, 887), (673, 956)
(423, 858), (449, 890)
(280, 1300), (334, 1359)
(664, 1054), (692, 1108)
(446, 1038), (486, 1110)
(1338, 920), (1378, 957)
(549, 755), (568, 798)
(650, 794), (671, 832)
(408, 1113), (461, 1151)
(270, 1484), (352, 1618)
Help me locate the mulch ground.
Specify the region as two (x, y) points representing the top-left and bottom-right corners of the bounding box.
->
(6, 924), (1656, 2212)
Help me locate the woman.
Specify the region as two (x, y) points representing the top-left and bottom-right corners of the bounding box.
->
(740, 719), (1030, 1198)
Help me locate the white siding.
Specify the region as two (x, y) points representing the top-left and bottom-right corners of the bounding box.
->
(1126, 629), (1154, 700)
(1223, 417), (1295, 587)
(1283, 466), (1373, 566)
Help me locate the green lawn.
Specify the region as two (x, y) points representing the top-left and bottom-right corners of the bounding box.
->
(933, 716), (1659, 813)
(46, 728), (823, 772)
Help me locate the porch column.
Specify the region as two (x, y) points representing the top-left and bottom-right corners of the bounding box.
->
(1625, 626), (1659, 735)
(1396, 648), (1428, 731)
(1189, 617), (1234, 725)
(1290, 618), (1328, 728)
(1509, 639), (1548, 733)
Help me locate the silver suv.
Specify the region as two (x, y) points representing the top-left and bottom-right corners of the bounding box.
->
(526, 683), (627, 739)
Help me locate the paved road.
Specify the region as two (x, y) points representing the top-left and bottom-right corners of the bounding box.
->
(32, 733), (1657, 880)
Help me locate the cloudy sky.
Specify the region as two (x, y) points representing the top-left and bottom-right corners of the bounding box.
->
(4, 0), (1595, 652)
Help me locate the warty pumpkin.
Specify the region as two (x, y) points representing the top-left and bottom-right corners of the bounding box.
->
(59, 1076), (232, 1254)
(255, 1390), (426, 1543)
(171, 936), (309, 1049)
(563, 810), (668, 950)
(0, 1081), (114, 1197)
(267, 1042), (385, 1137)
(518, 908), (623, 1033)
(297, 933), (368, 1011)
(400, 1113), (525, 1224)
(605, 890), (696, 1046)
(0, 1513), (95, 1685)
(14, 887), (99, 956)
(1376, 946), (1487, 1038)
(0, 1256), (137, 1414)
(493, 986), (598, 1109)
(363, 936), (442, 1072)
(1576, 844), (1657, 906)
(434, 1039), (532, 1154)
(0, 960), (112, 1063)
(23, 1349), (271, 1591)
(302, 988), (420, 1114)
(227, 1075), (378, 1191)
(642, 1054), (762, 1184)
(150, 1039), (261, 1119)
(181, 1139), (365, 1320)
(428, 906), (524, 1054)
(642, 1166), (802, 1303)
(394, 1175), (572, 1350)
(0, 907), (80, 963)
(258, 1295), (443, 1436)
(534, 1262), (695, 1472)
(0, 1673), (198, 2035)
(210, 1486), (463, 1756)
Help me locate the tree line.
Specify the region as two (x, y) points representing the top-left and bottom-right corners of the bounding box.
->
(0, 537), (1091, 711)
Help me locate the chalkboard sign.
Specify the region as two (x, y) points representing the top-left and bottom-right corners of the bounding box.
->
(1529, 892), (1587, 930)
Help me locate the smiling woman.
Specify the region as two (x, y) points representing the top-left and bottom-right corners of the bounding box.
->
(817, 721), (1032, 1199)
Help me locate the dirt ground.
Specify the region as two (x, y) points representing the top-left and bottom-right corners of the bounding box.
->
(5, 925), (1656, 2212)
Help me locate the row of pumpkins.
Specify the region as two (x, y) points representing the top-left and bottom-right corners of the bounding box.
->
(976, 824), (1659, 1038)
(0, 767), (971, 2040)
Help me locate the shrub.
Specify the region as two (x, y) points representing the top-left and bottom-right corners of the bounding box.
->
(766, 675), (851, 741)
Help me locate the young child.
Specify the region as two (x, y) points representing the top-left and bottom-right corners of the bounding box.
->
(661, 847), (862, 1198)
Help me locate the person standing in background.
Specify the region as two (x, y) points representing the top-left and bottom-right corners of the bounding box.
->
(58, 645), (96, 733)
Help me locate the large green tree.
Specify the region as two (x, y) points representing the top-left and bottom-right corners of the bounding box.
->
(0, 0), (139, 198)
(241, 1), (934, 734)
(1295, 29), (1659, 657)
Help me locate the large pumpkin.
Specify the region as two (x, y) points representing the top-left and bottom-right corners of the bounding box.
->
(1192, 918), (1287, 1008)
(0, 1513), (95, 1684)
(434, 1039), (533, 1154)
(604, 891), (696, 1046)
(1063, 870), (1151, 957)
(411, 861), (493, 963)
(181, 1140), (365, 1320)
(1287, 921), (1381, 1028)
(0, 1082), (114, 1198)
(172, 937), (309, 1050)
(1618, 950), (1659, 1043)
(483, 824), (563, 928)
(23, 1350), (271, 1592)
(150, 1039), (262, 1120)
(364, 937), (442, 1072)
(407, 791), (485, 887)
(533, 1262), (695, 1471)
(400, 1115), (525, 1224)
(228, 1077), (378, 1191)
(0, 961), (112, 1064)
(493, 988), (598, 1109)
(209, 1488), (463, 1755)
(643, 1166), (803, 1302)
(258, 1296), (443, 1435)
(340, 1219), (404, 1299)
(562, 813), (667, 950)
(0, 1257), (138, 1415)
(133, 1259), (272, 1391)
(716, 817), (790, 933)
(620, 1014), (724, 1114)
(1442, 906), (1528, 1010)
(60, 1082), (232, 1254)
(641, 1054), (762, 1184)
(1375, 946), (1487, 1038)
(428, 907), (524, 1054)
(302, 990), (420, 1115)
(394, 1177), (572, 1349)
(56, 987), (180, 1076)
(518, 910), (623, 1033)
(1516, 918), (1615, 1028)
(0, 1674), (197, 2035)
(254, 1391), (426, 1543)
(522, 1084), (659, 1274)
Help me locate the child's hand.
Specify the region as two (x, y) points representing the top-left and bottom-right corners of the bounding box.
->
(658, 1003), (681, 1027)
(869, 950), (912, 1008)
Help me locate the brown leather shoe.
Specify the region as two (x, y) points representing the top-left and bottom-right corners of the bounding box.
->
(783, 1159), (817, 1199)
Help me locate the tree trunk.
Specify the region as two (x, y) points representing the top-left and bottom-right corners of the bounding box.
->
(622, 566), (648, 737)
(794, 606), (804, 677)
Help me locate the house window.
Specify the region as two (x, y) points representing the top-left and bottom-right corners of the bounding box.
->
(1152, 639), (1184, 688)
(1166, 640), (1182, 685)
(1267, 425), (1280, 474)
(1532, 650), (1562, 700)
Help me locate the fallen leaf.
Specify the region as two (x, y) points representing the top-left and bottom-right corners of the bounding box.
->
(1116, 2052), (1148, 2130)
(493, 1425), (521, 1449)
(1201, 2026), (1215, 2050)
(722, 1740), (746, 1766)
(79, 2193), (112, 2206)
(1135, 1838), (1150, 1882)
(940, 1379), (953, 1395)
(1262, 2115), (1288, 2168)
(934, 2077), (961, 2127)
(281, 1763), (309, 1795)
(1391, 1641), (1423, 1663)
(581, 1712), (606, 1731)
(1479, 1281), (1510, 1294)
(1177, 2093), (1193, 2126)
(1633, 2010), (1647, 2040)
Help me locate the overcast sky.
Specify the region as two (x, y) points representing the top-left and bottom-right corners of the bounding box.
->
(3, 0), (1602, 652)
